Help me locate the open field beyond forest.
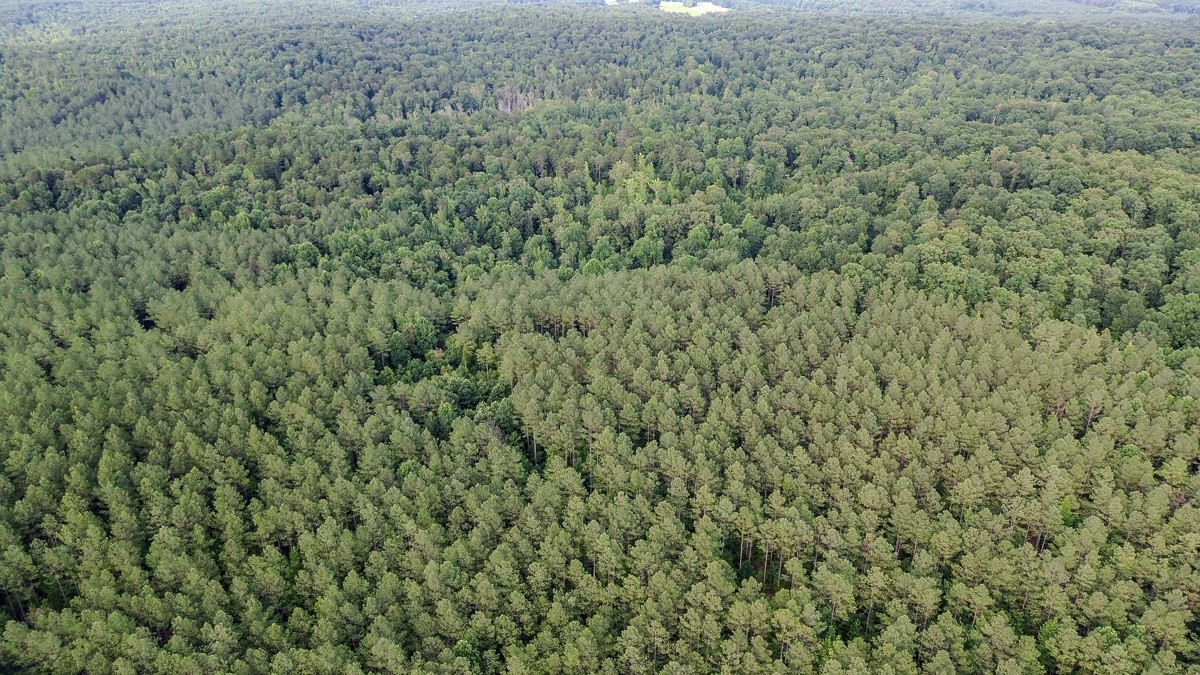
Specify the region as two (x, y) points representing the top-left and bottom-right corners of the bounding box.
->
(659, 1), (731, 15)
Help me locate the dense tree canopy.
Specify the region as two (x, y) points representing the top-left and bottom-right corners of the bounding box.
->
(1, 1), (1198, 673)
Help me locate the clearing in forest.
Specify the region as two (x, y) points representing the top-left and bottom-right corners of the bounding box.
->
(659, 1), (731, 15)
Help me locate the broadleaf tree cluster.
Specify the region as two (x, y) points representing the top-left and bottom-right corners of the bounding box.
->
(1, 0), (1199, 673)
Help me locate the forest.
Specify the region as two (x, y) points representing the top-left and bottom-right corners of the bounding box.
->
(0, 0), (1199, 672)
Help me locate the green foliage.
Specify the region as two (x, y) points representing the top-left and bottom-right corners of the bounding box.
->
(1, 1), (1199, 673)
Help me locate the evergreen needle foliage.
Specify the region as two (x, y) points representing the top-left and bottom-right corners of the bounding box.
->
(1, 1), (1198, 672)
